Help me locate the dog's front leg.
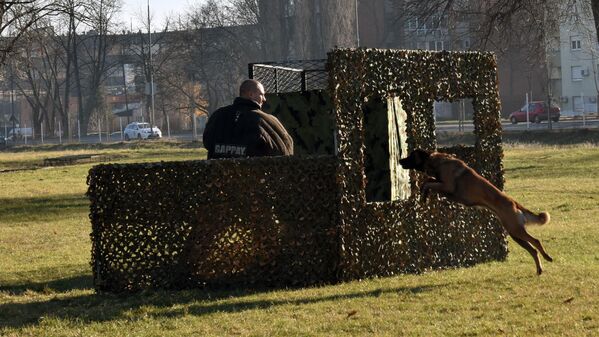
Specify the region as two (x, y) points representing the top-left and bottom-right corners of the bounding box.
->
(421, 179), (455, 202)
(420, 177), (437, 202)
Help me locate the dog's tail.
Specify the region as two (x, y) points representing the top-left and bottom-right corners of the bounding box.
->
(516, 203), (550, 225)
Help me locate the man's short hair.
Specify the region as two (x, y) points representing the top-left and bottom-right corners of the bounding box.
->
(239, 79), (262, 97)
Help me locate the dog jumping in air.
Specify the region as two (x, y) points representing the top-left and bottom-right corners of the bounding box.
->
(399, 149), (553, 275)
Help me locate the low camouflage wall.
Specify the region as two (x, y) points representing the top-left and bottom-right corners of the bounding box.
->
(87, 156), (338, 292)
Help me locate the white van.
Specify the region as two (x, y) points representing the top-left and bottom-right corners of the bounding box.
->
(8, 127), (33, 140)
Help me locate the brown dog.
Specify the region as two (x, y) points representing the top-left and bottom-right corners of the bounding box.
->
(399, 149), (552, 275)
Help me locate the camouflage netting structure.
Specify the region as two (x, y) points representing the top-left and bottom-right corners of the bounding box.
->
(87, 48), (507, 293)
(326, 49), (506, 280)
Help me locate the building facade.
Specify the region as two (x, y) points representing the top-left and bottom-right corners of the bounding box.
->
(556, 1), (599, 116)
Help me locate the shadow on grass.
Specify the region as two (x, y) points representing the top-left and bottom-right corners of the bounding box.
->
(0, 274), (93, 295)
(0, 278), (447, 329)
(0, 193), (88, 223)
(185, 284), (443, 317)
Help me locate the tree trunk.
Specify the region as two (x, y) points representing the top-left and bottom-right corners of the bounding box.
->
(592, 0), (599, 44)
(72, 23), (85, 136)
(62, 21), (73, 139)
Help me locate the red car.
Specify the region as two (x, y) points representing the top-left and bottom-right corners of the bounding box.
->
(509, 101), (560, 124)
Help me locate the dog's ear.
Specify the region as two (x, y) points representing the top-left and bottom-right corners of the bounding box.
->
(414, 149), (430, 164)
(400, 148), (431, 170)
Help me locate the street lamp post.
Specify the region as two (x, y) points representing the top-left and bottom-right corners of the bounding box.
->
(10, 73), (16, 142)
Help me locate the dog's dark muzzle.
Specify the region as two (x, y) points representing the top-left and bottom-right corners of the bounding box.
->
(399, 158), (414, 169)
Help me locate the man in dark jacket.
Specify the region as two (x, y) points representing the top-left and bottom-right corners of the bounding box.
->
(203, 79), (294, 159)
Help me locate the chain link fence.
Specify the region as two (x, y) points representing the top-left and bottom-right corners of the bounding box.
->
(249, 59), (327, 93)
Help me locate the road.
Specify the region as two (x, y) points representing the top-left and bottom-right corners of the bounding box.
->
(436, 118), (599, 132)
(4, 118), (599, 147)
(4, 131), (199, 146)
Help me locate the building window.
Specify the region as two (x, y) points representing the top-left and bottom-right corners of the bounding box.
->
(571, 36), (582, 50)
(438, 15), (448, 29)
(284, 0), (295, 17)
(416, 41), (427, 50)
(428, 40), (444, 50)
(572, 66), (583, 81)
(407, 18), (418, 30)
(573, 96), (584, 111)
(550, 66), (561, 80)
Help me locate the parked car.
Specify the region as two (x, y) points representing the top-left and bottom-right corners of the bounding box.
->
(7, 127), (33, 140)
(509, 101), (560, 124)
(123, 122), (162, 140)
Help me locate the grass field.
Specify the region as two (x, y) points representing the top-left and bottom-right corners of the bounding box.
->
(1, 141), (598, 336)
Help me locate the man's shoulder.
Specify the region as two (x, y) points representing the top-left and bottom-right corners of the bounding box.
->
(255, 110), (283, 124)
(211, 104), (235, 116)
(211, 100), (260, 116)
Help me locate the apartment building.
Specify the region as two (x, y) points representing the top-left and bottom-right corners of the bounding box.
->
(556, 3), (599, 115)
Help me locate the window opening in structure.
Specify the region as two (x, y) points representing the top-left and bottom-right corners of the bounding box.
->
(434, 98), (475, 147)
(364, 96), (411, 202)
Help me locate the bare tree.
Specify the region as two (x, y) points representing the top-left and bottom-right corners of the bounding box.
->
(10, 23), (65, 137)
(587, 0), (599, 43)
(73, 0), (121, 136)
(252, 0), (358, 59)
(182, 0), (259, 112)
(131, 27), (209, 129)
(53, 0), (87, 139)
(0, 0), (61, 66)
(394, 0), (586, 120)
(180, 0), (359, 115)
(395, 0), (599, 50)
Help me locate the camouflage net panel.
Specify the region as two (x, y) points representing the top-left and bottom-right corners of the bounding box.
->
(251, 60), (327, 93)
(252, 64), (303, 93)
(87, 156), (338, 292)
(263, 90), (335, 156)
(327, 49), (506, 279)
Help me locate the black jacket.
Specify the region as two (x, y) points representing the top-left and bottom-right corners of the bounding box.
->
(203, 97), (294, 159)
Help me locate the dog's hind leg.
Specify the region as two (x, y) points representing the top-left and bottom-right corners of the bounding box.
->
(516, 231), (553, 263)
(510, 235), (543, 275)
(508, 218), (553, 263)
(507, 211), (554, 264)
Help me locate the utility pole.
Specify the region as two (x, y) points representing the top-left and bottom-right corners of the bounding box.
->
(10, 72), (16, 140)
(148, 0), (156, 128)
(543, 2), (553, 130)
(121, 39), (131, 124)
(355, 0), (360, 46)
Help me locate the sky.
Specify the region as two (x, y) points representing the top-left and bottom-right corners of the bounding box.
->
(119, 0), (199, 28)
